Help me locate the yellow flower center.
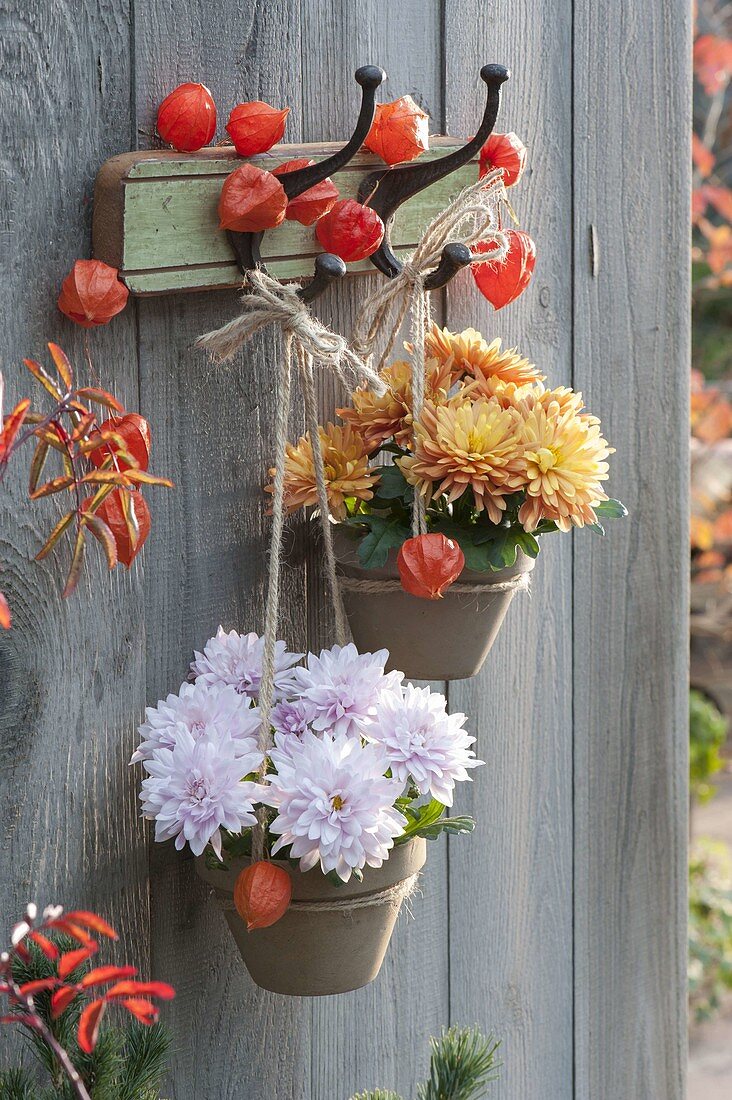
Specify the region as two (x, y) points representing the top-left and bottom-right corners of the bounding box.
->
(331, 794), (344, 811)
(531, 446), (559, 473)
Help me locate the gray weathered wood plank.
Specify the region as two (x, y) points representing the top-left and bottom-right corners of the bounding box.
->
(0, 0), (149, 1067)
(444, 5), (575, 1098)
(572, 2), (690, 1097)
(133, 3), (312, 1096)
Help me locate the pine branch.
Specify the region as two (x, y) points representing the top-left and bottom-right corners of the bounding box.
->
(350, 1092), (405, 1100)
(0, 1068), (37, 1100)
(415, 1027), (501, 1100)
(117, 1022), (172, 1100)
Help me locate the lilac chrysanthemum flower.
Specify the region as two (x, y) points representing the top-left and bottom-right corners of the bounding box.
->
(270, 698), (313, 739)
(131, 680), (261, 765)
(139, 729), (262, 859)
(261, 731), (407, 882)
(365, 683), (484, 805)
(292, 643), (403, 738)
(190, 627), (303, 701)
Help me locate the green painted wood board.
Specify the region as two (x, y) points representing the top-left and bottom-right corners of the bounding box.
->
(93, 140), (478, 294)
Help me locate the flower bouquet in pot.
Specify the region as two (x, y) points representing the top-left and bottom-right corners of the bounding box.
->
(132, 628), (482, 997)
(272, 323), (626, 680)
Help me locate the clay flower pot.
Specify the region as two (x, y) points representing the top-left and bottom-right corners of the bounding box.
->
(334, 528), (535, 681)
(195, 837), (426, 997)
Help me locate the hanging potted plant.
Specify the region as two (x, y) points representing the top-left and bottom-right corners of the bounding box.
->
(270, 323), (626, 680)
(132, 629), (481, 996)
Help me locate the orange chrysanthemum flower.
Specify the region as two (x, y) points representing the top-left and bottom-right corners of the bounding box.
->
(398, 395), (526, 523)
(515, 397), (613, 532)
(338, 357), (453, 451)
(425, 324), (544, 386)
(268, 422), (379, 520)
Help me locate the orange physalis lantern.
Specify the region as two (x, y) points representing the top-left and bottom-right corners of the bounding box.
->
(315, 199), (385, 262)
(479, 131), (527, 187)
(218, 165), (288, 232)
(89, 413), (151, 473)
(156, 83), (217, 152)
(93, 489), (151, 567)
(272, 159), (339, 225)
(58, 260), (129, 328)
(397, 533), (465, 600)
(234, 861), (292, 932)
(472, 230), (536, 310)
(226, 101), (290, 156)
(364, 95), (430, 165)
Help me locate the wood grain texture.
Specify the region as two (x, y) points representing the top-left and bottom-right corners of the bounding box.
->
(92, 142), (479, 294)
(572, 1), (690, 1097)
(0, 0), (149, 1068)
(444, 4), (575, 1098)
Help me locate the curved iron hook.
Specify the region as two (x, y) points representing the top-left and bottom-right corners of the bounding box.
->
(357, 64), (510, 289)
(228, 64), (386, 302)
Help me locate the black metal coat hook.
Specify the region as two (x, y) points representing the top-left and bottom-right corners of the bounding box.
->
(228, 64), (386, 302)
(357, 64), (510, 290)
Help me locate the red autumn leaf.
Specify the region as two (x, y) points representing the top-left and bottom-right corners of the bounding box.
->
(233, 861), (292, 931)
(47, 919), (97, 948)
(704, 185), (732, 223)
(479, 131), (527, 187)
(29, 931), (59, 960)
(0, 592), (10, 630)
(472, 229), (537, 310)
(80, 965), (138, 989)
(120, 997), (159, 1025)
(694, 34), (732, 97)
(92, 488), (151, 567)
(64, 910), (118, 940)
(51, 986), (78, 1018)
(397, 533), (465, 600)
(226, 101), (290, 156)
(218, 164), (287, 232)
(0, 397), (31, 461)
(58, 945), (98, 979)
(18, 978), (61, 996)
(78, 998), (106, 1054)
(364, 96), (430, 165)
(47, 342), (73, 389)
(105, 979), (176, 1000)
(692, 133), (715, 179)
(58, 260), (129, 328)
(272, 159), (339, 226)
(157, 82), (217, 152)
(315, 199), (385, 262)
(13, 942), (30, 963)
(88, 413), (151, 472)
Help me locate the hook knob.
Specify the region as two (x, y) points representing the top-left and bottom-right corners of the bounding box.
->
(423, 242), (472, 291)
(298, 252), (347, 303)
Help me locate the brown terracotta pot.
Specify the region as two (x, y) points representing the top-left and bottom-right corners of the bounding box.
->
(195, 837), (426, 997)
(334, 528), (535, 680)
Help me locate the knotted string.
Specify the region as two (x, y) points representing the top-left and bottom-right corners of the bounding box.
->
(196, 270), (383, 861)
(352, 170), (509, 537)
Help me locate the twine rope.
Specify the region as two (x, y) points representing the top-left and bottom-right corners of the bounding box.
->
(219, 871), (420, 914)
(337, 574), (530, 596)
(196, 270), (384, 862)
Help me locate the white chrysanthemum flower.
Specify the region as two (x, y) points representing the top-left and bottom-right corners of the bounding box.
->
(365, 683), (484, 805)
(261, 732), (407, 882)
(140, 729), (261, 859)
(131, 680), (261, 765)
(190, 627), (303, 700)
(292, 643), (403, 738)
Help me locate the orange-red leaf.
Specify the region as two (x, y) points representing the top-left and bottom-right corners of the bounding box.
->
(35, 511), (75, 561)
(62, 528), (86, 598)
(47, 343), (73, 389)
(105, 979), (176, 1000)
(0, 398), (31, 461)
(19, 978), (61, 996)
(82, 513), (118, 569)
(123, 470), (173, 487)
(29, 931), (59, 960)
(51, 985), (78, 1018)
(397, 533), (465, 599)
(74, 387), (124, 412)
(65, 911), (118, 939)
(23, 358), (63, 402)
(120, 997), (159, 1025)
(77, 998), (106, 1054)
(58, 945), (98, 979)
(30, 474), (76, 500)
(28, 440), (49, 495)
(692, 133), (715, 179)
(80, 965), (137, 989)
(0, 592), (10, 630)
(694, 34), (732, 96)
(218, 165), (288, 232)
(226, 101), (289, 156)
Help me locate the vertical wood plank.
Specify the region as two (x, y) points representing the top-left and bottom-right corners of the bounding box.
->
(0, 0), (148, 1066)
(572, 2), (690, 1097)
(299, 6), (450, 1097)
(443, 4), (575, 1098)
(133, 4), (311, 1097)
